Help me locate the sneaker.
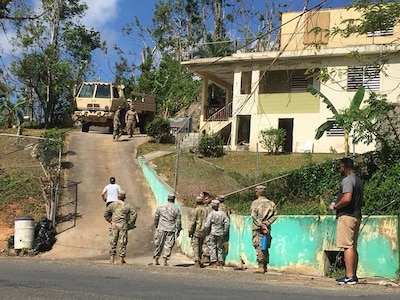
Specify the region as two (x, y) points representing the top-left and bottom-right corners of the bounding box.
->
(336, 276), (357, 285)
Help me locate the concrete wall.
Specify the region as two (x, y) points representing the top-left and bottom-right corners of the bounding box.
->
(138, 156), (400, 279)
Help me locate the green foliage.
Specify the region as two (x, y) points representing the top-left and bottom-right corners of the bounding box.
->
(363, 159), (400, 215)
(8, 1), (102, 127)
(259, 127), (286, 154)
(146, 117), (171, 143)
(352, 92), (400, 162)
(35, 129), (62, 168)
(198, 132), (224, 158)
(308, 84), (365, 156)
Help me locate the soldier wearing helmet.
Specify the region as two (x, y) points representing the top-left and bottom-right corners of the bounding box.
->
(204, 199), (229, 269)
(250, 185), (277, 274)
(188, 195), (208, 268)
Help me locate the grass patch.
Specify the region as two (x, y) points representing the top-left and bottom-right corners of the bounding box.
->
(137, 142), (342, 214)
(0, 129), (48, 226)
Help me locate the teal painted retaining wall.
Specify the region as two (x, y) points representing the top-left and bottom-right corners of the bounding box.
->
(138, 156), (400, 279)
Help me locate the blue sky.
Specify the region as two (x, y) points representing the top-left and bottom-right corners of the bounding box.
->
(88, 0), (354, 81)
(0, 0), (354, 83)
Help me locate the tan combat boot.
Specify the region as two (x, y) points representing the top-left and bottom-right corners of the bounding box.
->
(119, 257), (126, 264)
(109, 255), (115, 264)
(162, 257), (168, 266)
(153, 257), (159, 266)
(217, 262), (223, 269)
(208, 262), (217, 268)
(194, 260), (201, 268)
(252, 264), (265, 274)
(200, 255), (210, 265)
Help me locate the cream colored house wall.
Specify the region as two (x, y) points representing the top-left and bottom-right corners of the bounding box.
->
(281, 8), (400, 52)
(236, 53), (400, 154)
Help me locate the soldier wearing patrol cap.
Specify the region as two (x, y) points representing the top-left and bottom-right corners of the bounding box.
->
(250, 185), (277, 273)
(200, 191), (213, 265)
(204, 199), (229, 269)
(216, 195), (231, 258)
(153, 194), (182, 266)
(188, 195), (208, 268)
(104, 190), (137, 264)
(113, 105), (123, 141)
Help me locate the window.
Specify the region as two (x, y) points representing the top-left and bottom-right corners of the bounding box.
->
(347, 66), (380, 91)
(367, 27), (394, 37)
(326, 118), (344, 136)
(290, 75), (309, 92)
(241, 71), (252, 94)
(303, 11), (330, 45)
(95, 84), (111, 98)
(78, 85), (95, 98)
(113, 87), (120, 98)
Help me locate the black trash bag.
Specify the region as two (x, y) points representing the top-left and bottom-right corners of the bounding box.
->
(32, 217), (56, 254)
(8, 235), (14, 249)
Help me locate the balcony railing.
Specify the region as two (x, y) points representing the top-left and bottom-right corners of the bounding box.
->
(206, 102), (233, 121)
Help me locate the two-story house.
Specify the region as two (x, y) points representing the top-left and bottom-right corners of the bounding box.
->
(181, 7), (400, 153)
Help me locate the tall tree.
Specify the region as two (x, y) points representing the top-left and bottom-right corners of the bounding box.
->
(8, 0), (102, 127)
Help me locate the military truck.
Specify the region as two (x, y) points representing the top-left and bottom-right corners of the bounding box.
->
(73, 82), (156, 133)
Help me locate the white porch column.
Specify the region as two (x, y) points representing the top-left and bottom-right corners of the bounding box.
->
(200, 78), (208, 131)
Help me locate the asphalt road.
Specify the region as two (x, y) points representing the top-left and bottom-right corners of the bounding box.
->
(1, 257), (399, 300)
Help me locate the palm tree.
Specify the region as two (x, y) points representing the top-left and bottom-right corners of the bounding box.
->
(308, 84), (365, 156)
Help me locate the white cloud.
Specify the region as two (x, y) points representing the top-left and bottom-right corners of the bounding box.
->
(81, 0), (119, 29)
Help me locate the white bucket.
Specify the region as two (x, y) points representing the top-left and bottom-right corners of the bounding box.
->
(14, 217), (35, 250)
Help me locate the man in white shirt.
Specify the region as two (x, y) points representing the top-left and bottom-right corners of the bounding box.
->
(102, 177), (121, 206)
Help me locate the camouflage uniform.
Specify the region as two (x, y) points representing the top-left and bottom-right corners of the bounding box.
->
(250, 186), (277, 272)
(201, 201), (213, 261)
(113, 107), (123, 140)
(217, 196), (231, 257)
(104, 198), (137, 259)
(205, 200), (229, 267)
(153, 197), (182, 264)
(188, 196), (208, 266)
(125, 108), (139, 137)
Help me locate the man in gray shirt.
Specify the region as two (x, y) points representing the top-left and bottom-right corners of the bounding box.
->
(153, 194), (182, 266)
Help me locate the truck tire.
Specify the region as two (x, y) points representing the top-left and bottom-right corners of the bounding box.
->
(82, 123), (90, 132)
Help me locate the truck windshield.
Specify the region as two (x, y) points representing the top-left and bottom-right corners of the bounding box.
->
(95, 85), (111, 98)
(78, 85), (95, 98)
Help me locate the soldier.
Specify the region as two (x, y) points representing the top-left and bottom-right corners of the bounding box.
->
(250, 185), (277, 273)
(188, 195), (208, 268)
(125, 105), (139, 138)
(153, 194), (182, 266)
(104, 191), (137, 264)
(200, 191), (213, 265)
(216, 195), (231, 258)
(204, 199), (229, 269)
(113, 105), (123, 141)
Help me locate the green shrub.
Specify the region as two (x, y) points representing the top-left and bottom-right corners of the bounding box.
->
(146, 117), (171, 143)
(198, 132), (223, 157)
(259, 127), (286, 154)
(363, 160), (400, 215)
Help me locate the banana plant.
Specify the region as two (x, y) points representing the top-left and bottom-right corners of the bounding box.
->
(0, 82), (26, 128)
(307, 84), (365, 156)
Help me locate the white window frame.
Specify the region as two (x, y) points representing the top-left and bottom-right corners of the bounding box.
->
(367, 27), (394, 37)
(347, 66), (380, 92)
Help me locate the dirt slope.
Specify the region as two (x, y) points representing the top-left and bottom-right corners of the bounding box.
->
(40, 128), (156, 261)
